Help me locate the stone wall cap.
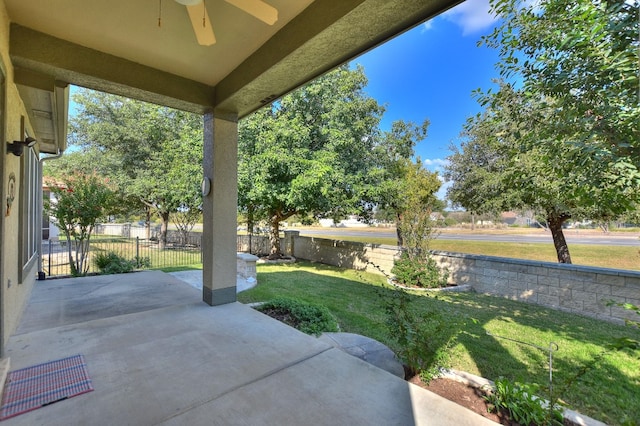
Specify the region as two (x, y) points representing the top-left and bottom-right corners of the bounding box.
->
(237, 253), (259, 261)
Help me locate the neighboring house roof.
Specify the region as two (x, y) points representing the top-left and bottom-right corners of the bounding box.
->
(42, 178), (66, 190)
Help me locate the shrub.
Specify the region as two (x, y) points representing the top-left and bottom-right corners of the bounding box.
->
(93, 252), (135, 275)
(133, 256), (152, 269)
(443, 217), (458, 227)
(391, 251), (448, 288)
(485, 378), (563, 426)
(255, 297), (338, 336)
(381, 288), (464, 381)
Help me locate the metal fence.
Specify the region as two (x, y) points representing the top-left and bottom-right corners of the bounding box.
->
(237, 234), (271, 256)
(42, 229), (274, 278)
(42, 236), (203, 277)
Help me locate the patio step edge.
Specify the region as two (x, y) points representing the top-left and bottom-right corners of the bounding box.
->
(0, 357), (10, 401)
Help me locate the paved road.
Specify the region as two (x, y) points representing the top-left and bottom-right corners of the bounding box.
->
(292, 228), (640, 246)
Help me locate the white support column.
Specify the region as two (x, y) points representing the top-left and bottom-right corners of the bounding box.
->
(202, 112), (238, 306)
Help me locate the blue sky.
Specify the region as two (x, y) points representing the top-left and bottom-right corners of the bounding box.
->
(350, 0), (502, 199)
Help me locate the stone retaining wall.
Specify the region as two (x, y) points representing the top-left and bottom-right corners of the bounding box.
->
(280, 232), (639, 325)
(237, 253), (258, 281)
(288, 232), (398, 277)
(431, 251), (640, 325)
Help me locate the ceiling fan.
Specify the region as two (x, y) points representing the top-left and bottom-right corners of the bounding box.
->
(174, 0), (278, 46)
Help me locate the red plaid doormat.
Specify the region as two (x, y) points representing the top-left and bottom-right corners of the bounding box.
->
(0, 354), (93, 420)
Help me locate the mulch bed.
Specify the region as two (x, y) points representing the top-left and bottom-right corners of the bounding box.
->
(408, 375), (514, 425)
(411, 376), (577, 426)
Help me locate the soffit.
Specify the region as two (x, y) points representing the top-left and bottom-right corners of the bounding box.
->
(5, 0), (313, 87)
(6, 0), (461, 119)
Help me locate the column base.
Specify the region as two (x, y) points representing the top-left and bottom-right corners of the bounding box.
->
(202, 286), (237, 306)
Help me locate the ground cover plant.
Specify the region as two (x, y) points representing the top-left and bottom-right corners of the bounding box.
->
(237, 261), (640, 425)
(254, 297), (338, 336)
(486, 378), (563, 426)
(93, 252), (138, 275)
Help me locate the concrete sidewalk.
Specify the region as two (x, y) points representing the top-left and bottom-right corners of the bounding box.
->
(168, 269), (256, 293)
(3, 271), (496, 425)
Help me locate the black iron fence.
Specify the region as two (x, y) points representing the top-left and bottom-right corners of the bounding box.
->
(42, 236), (203, 277)
(42, 228), (274, 278)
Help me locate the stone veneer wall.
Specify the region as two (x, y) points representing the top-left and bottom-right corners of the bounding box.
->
(236, 253), (258, 281)
(431, 251), (640, 325)
(278, 233), (640, 325)
(288, 233), (398, 277)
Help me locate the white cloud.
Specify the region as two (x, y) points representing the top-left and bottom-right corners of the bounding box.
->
(442, 0), (498, 36)
(421, 20), (434, 32)
(423, 158), (449, 170)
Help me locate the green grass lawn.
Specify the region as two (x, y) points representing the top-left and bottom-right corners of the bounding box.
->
(238, 261), (640, 426)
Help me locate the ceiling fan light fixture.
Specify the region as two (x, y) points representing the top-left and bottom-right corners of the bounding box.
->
(175, 0), (202, 6)
(185, 2), (216, 45)
(225, 0), (278, 25)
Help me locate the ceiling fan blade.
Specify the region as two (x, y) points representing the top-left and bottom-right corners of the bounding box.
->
(186, 3), (216, 46)
(225, 0), (278, 25)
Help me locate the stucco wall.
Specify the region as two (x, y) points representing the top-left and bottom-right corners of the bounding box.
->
(266, 234), (640, 325)
(0, 0), (39, 350)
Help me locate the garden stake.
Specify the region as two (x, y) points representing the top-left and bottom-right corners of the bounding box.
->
(486, 332), (559, 420)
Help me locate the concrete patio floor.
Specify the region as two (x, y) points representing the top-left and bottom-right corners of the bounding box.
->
(2, 271), (496, 425)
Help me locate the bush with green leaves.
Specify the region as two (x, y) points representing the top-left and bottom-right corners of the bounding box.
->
(485, 378), (563, 426)
(133, 256), (152, 269)
(389, 160), (449, 288)
(391, 251), (448, 288)
(93, 252), (136, 275)
(44, 173), (118, 276)
(255, 297), (338, 336)
(380, 288), (463, 381)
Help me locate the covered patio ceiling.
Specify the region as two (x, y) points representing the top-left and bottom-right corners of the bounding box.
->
(6, 0), (461, 152)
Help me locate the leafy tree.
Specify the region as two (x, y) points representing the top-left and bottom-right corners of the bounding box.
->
(616, 206), (640, 227)
(396, 160), (442, 249)
(447, 83), (636, 263)
(44, 148), (139, 221)
(370, 119), (432, 246)
(44, 173), (117, 276)
(391, 159), (446, 288)
(446, 0), (640, 263)
(168, 132), (203, 246)
(485, 0), (640, 202)
(484, 0), (639, 164)
(238, 65), (384, 257)
(68, 89), (203, 247)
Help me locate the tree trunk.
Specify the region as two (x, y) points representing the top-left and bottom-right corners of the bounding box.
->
(267, 211), (297, 258)
(159, 211), (170, 249)
(144, 207), (152, 240)
(268, 217), (281, 259)
(395, 212), (404, 247)
(547, 212), (572, 264)
(64, 230), (77, 276)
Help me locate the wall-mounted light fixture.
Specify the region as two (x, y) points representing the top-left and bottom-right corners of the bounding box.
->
(6, 137), (36, 156)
